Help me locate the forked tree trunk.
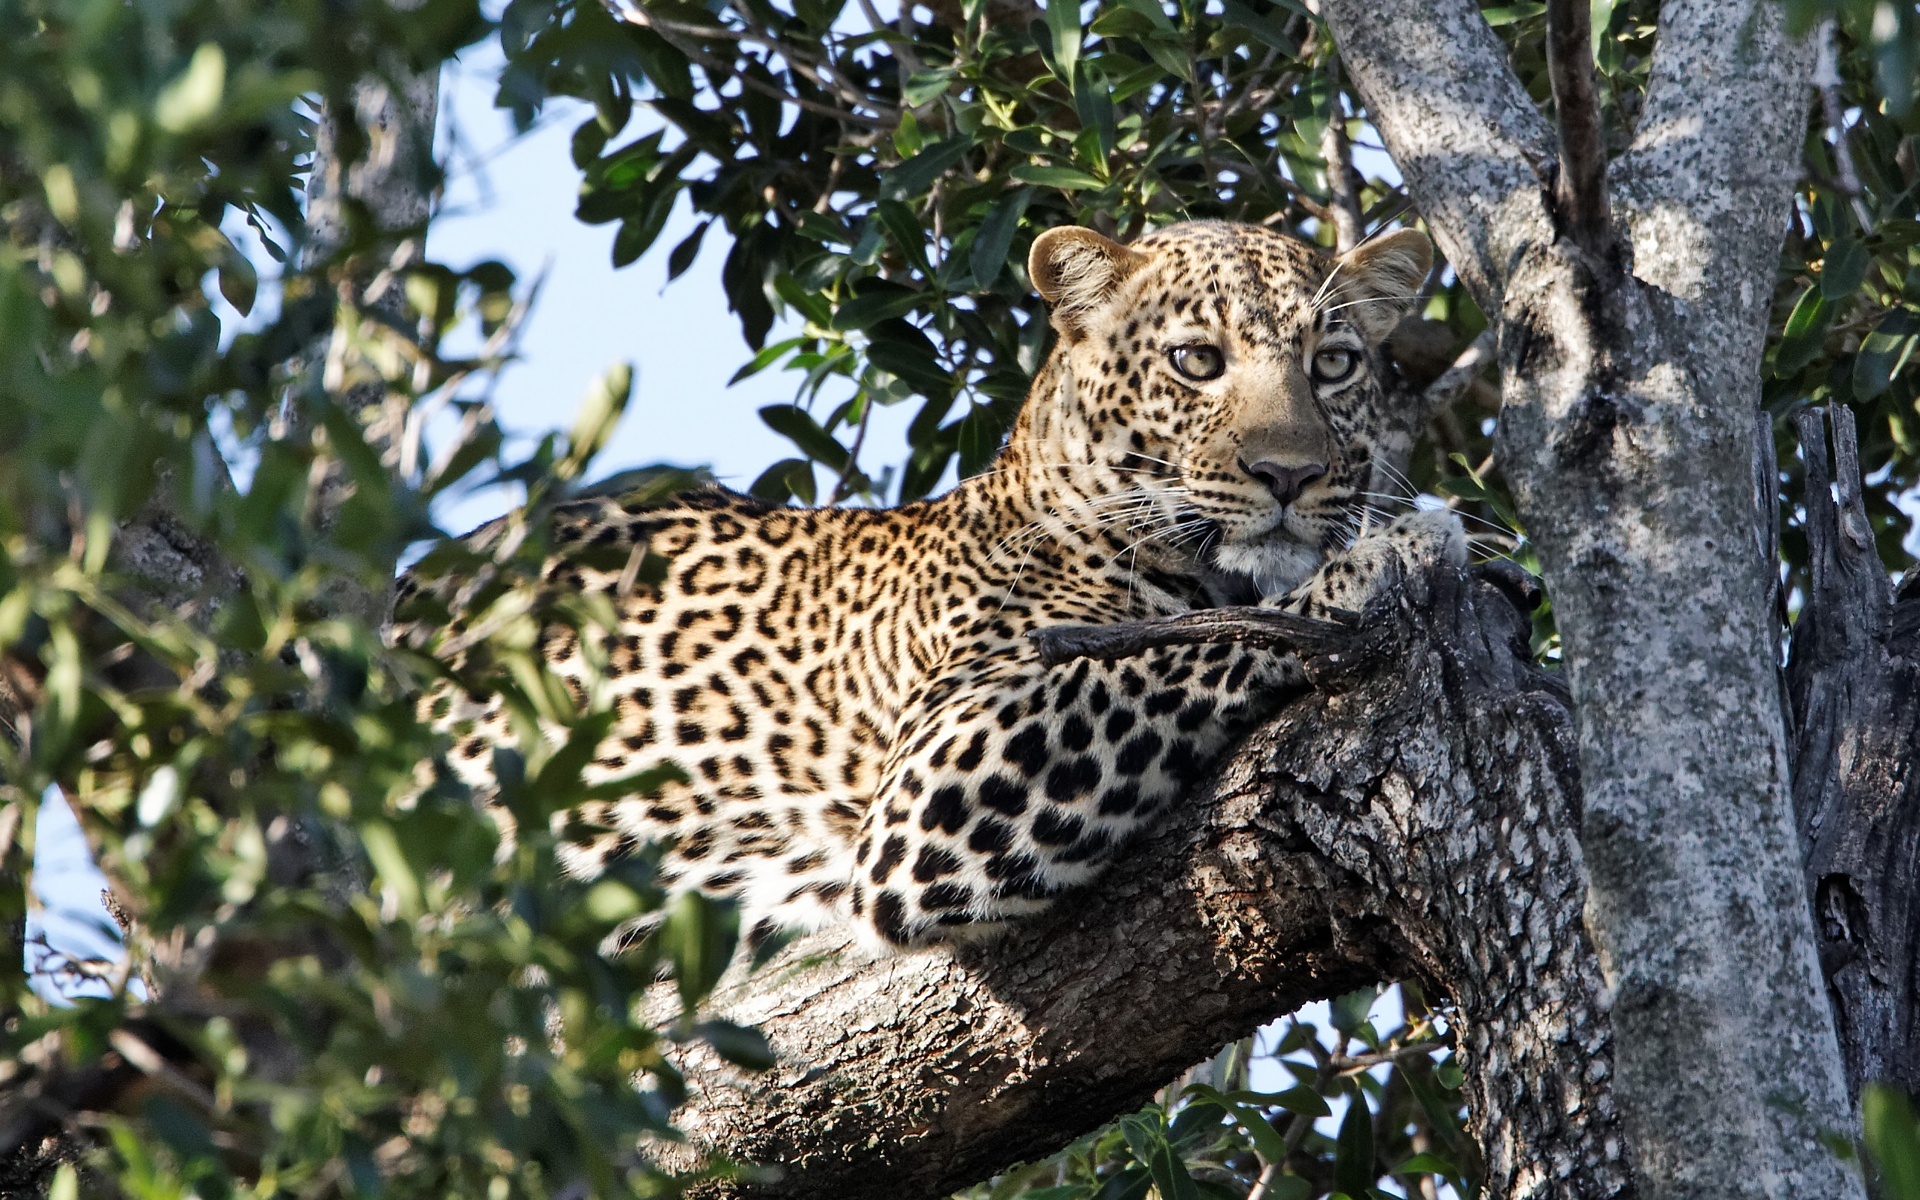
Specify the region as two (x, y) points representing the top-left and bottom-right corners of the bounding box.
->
(1322, 1), (1861, 1194)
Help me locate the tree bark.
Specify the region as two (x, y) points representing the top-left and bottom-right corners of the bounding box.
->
(1323, 1), (1860, 1196)
(1788, 404), (1920, 1101)
(664, 565), (1633, 1200)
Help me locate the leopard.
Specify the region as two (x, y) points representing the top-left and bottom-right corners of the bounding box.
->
(398, 218), (1465, 951)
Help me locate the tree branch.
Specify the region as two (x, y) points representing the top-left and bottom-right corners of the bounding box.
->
(1788, 405), (1920, 1102)
(661, 566), (1630, 1199)
(1545, 0), (1611, 258)
(1611, 0), (1814, 349)
(1319, 57), (1365, 253)
(1028, 606), (1358, 667)
(1318, 0), (1555, 314)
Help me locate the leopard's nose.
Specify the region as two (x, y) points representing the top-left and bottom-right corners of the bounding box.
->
(1241, 459), (1327, 507)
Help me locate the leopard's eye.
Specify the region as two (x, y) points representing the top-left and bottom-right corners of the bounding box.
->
(1309, 345), (1359, 385)
(1169, 345), (1225, 382)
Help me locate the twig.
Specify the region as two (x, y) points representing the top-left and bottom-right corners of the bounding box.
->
(856, 0), (925, 79)
(1815, 21), (1875, 230)
(1027, 606), (1357, 668)
(1319, 57), (1365, 252)
(1421, 328), (1496, 414)
(1544, 0), (1610, 256)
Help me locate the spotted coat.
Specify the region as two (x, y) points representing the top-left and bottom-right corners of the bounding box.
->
(403, 220), (1464, 949)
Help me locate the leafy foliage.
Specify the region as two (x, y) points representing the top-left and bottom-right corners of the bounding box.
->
(0, 0), (762, 1194)
(956, 987), (1477, 1200)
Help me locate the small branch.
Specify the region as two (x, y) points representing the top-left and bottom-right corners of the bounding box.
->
(1027, 606), (1359, 668)
(1421, 328), (1496, 415)
(1319, 58), (1365, 252)
(1545, 0), (1611, 256)
(1815, 22), (1875, 230)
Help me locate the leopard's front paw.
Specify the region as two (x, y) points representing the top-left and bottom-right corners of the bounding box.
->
(1376, 508), (1469, 572)
(1261, 509), (1467, 618)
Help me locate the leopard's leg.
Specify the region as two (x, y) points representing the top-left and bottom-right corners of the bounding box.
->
(845, 641), (1304, 949)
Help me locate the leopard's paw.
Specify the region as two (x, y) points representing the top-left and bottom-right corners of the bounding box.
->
(1261, 509), (1467, 618)
(1376, 508), (1469, 572)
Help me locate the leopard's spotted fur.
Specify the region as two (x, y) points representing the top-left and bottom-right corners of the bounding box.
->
(401, 220), (1464, 949)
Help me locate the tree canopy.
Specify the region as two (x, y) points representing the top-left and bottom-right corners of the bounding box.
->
(4, 0), (1920, 1196)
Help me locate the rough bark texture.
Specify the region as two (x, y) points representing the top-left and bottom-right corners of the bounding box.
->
(666, 566), (1632, 1200)
(1324, 1), (1861, 1196)
(1789, 405), (1920, 1101)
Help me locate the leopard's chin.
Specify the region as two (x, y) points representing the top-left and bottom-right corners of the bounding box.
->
(1207, 537), (1324, 604)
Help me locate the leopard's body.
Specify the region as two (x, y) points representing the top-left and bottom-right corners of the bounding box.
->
(404, 219), (1462, 948)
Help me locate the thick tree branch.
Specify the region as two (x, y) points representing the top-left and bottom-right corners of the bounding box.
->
(1544, 0), (1610, 258)
(1612, 0), (1814, 357)
(1789, 405), (1920, 1101)
(663, 567), (1631, 1200)
(1318, 0), (1555, 314)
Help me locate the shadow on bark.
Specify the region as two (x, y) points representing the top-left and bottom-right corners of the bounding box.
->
(665, 564), (1633, 1199)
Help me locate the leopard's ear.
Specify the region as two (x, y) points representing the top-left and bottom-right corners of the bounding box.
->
(1029, 226), (1146, 336)
(1325, 229), (1433, 342)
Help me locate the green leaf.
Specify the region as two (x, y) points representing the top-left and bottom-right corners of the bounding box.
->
(1332, 1092), (1376, 1197)
(560, 363), (633, 481)
(1265, 1084), (1333, 1118)
(1480, 2), (1546, 24)
(971, 187), (1034, 289)
(1046, 0), (1083, 83)
(867, 322), (955, 399)
(1590, 0), (1618, 55)
(1866, 1084), (1920, 1200)
(1330, 985), (1379, 1034)
(1854, 308), (1920, 398)
(360, 819), (423, 919)
(660, 890), (740, 1011)
(761, 405), (852, 470)
(893, 108), (925, 158)
(902, 68), (956, 106)
(218, 252), (258, 317)
(879, 137), (970, 201)
(1220, 0), (1297, 51)
(1090, 1167), (1153, 1200)
(1392, 1152), (1459, 1175)
(730, 337), (808, 385)
(1120, 1114), (1199, 1200)
(1774, 285), (1833, 375)
(667, 220), (710, 282)
(1009, 164), (1107, 190)
(156, 42), (227, 133)
(1261, 1177), (1311, 1200)
(749, 457), (816, 504)
(831, 284), (924, 330)
(956, 404), (999, 477)
(1823, 239), (1872, 299)
(1183, 1084), (1290, 1164)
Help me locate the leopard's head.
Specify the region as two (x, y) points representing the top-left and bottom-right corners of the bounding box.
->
(1019, 219), (1430, 597)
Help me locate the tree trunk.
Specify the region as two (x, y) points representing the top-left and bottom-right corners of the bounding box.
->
(1789, 404), (1920, 1101)
(663, 565), (1633, 1200)
(1323, 2), (1861, 1194)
